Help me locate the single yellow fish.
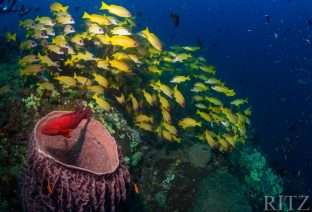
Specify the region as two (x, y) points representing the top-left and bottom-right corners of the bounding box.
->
(170, 75), (190, 84)
(82, 12), (111, 26)
(140, 27), (162, 51)
(93, 73), (108, 88)
(19, 55), (39, 66)
(211, 85), (236, 96)
(173, 85), (185, 108)
(38, 53), (59, 67)
(20, 40), (38, 50)
(111, 26), (132, 36)
(135, 122), (153, 132)
(205, 97), (223, 106)
(159, 95), (170, 111)
(109, 59), (131, 73)
(100, 1), (132, 18)
(50, 2), (69, 13)
(87, 23), (104, 35)
(56, 15), (75, 25)
(204, 130), (217, 148)
(178, 117), (201, 129)
(35, 16), (55, 26)
(47, 45), (64, 55)
(71, 34), (85, 46)
(129, 94), (139, 111)
(196, 110), (213, 122)
(135, 114), (153, 123)
(161, 108), (171, 123)
(230, 98), (248, 107)
(19, 19), (35, 29)
(54, 76), (76, 87)
(92, 94), (111, 111)
(73, 73), (92, 86)
(37, 82), (56, 91)
(107, 35), (138, 49)
(142, 90), (154, 106)
(20, 64), (44, 76)
(5, 32), (16, 42)
(87, 85), (104, 94)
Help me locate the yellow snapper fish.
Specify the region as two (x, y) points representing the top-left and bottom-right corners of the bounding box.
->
(96, 59), (109, 69)
(170, 75), (190, 84)
(92, 94), (111, 111)
(35, 16), (55, 26)
(135, 122), (153, 132)
(196, 110), (213, 122)
(173, 85), (185, 108)
(56, 14), (75, 25)
(20, 64), (44, 76)
(109, 59), (131, 73)
(82, 12), (111, 26)
(55, 76), (76, 87)
(52, 35), (68, 47)
(162, 122), (178, 135)
(71, 34), (85, 46)
(72, 51), (96, 62)
(205, 97), (223, 106)
(107, 16), (120, 25)
(87, 85), (104, 94)
(87, 23), (104, 35)
(19, 55), (39, 66)
(115, 93), (125, 104)
(161, 108), (171, 123)
(44, 27), (55, 36)
(100, 1), (132, 18)
(111, 26), (132, 36)
(20, 40), (37, 50)
(191, 82), (209, 92)
(32, 30), (49, 39)
(105, 35), (138, 49)
(50, 2), (69, 13)
(200, 65), (216, 74)
(135, 114), (153, 123)
(38, 53), (59, 67)
(170, 53), (192, 63)
(159, 95), (170, 111)
(64, 25), (75, 35)
(211, 85), (236, 96)
(154, 81), (172, 98)
(142, 89), (154, 106)
(37, 82), (56, 92)
(73, 73), (92, 86)
(47, 45), (64, 55)
(230, 98), (248, 107)
(129, 94), (139, 111)
(93, 73), (108, 88)
(178, 118), (201, 129)
(205, 78), (223, 85)
(19, 19), (35, 29)
(203, 130), (218, 148)
(140, 27), (162, 51)
(5, 32), (16, 42)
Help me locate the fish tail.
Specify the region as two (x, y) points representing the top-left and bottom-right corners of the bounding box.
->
(82, 12), (89, 19)
(64, 5), (69, 12)
(101, 1), (109, 10)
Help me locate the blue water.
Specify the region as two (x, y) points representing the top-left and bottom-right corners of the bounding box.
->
(2, 0), (312, 201)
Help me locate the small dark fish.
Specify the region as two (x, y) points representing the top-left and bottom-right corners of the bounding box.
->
(170, 12), (180, 27)
(264, 14), (271, 24)
(307, 19), (312, 26)
(19, 4), (31, 17)
(136, 11), (143, 17)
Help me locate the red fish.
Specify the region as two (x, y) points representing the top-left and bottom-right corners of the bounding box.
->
(41, 106), (92, 138)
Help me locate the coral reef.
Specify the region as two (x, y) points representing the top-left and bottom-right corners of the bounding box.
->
(187, 143), (212, 168)
(191, 168), (252, 212)
(21, 111), (130, 212)
(18, 1), (251, 153)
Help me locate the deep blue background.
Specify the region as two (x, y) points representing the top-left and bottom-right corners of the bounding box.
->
(1, 0), (312, 195)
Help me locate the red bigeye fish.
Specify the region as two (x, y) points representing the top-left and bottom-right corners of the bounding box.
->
(41, 106), (92, 138)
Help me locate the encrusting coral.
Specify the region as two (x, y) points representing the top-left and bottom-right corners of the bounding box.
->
(17, 1), (251, 152)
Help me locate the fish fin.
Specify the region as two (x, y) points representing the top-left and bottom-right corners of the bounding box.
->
(82, 12), (89, 19)
(101, 1), (109, 10)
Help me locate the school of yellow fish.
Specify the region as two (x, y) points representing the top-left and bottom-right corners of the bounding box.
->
(17, 1), (251, 152)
